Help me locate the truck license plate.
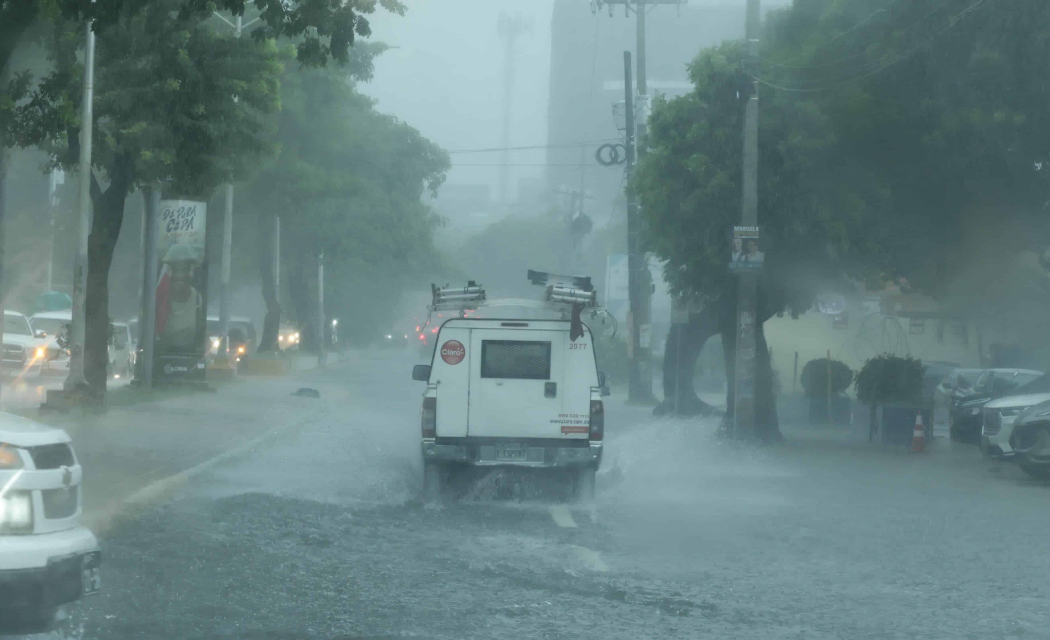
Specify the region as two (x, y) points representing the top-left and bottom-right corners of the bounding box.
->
(496, 444), (527, 460)
(82, 552), (101, 596)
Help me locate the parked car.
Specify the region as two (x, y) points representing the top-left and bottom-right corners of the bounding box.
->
(981, 373), (1050, 458)
(949, 368), (1042, 443)
(0, 414), (101, 634)
(4, 310), (49, 378)
(1007, 399), (1050, 479)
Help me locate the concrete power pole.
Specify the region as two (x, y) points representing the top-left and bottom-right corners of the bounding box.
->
(136, 187), (159, 390)
(623, 51), (650, 404)
(316, 250), (325, 367)
(732, 0), (761, 440)
(66, 16), (96, 392)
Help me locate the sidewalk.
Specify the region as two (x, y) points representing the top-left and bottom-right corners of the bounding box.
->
(21, 360), (348, 534)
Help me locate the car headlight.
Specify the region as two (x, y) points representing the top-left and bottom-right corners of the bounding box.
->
(0, 490), (33, 533)
(279, 335), (285, 342)
(237, 346), (245, 354)
(212, 338), (221, 349)
(969, 407), (981, 416)
(0, 444), (23, 470)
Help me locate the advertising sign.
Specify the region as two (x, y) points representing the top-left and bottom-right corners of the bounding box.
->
(729, 226), (763, 273)
(154, 200), (208, 381)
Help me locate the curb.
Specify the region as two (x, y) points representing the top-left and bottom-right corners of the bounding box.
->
(82, 405), (327, 536)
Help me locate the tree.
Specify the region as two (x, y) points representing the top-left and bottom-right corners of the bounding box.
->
(11, 2), (282, 397)
(637, 0), (1050, 436)
(235, 64), (449, 351)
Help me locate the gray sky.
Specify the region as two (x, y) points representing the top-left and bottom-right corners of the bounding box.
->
(362, 0), (556, 200)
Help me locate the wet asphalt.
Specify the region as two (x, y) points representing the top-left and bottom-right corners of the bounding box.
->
(32, 349), (1050, 640)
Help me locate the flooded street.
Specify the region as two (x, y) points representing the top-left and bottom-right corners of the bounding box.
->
(40, 349), (1049, 640)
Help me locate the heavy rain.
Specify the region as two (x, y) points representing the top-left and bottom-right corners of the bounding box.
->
(2, 0), (1050, 638)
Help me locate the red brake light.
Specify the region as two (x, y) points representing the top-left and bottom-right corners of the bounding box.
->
(589, 400), (604, 441)
(431, 328), (438, 333)
(421, 397), (437, 438)
(419, 334), (425, 340)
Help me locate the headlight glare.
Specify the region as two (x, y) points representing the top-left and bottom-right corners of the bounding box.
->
(0, 491), (33, 533)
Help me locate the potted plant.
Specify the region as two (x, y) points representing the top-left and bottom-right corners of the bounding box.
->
(855, 354), (930, 445)
(800, 357), (854, 424)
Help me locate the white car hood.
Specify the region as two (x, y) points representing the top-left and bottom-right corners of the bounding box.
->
(986, 393), (1050, 410)
(0, 412), (71, 447)
(2, 333), (42, 349)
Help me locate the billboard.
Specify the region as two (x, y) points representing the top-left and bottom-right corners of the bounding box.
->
(154, 200), (208, 381)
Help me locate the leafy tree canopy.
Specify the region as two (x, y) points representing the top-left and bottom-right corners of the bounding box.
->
(636, 0), (1050, 316)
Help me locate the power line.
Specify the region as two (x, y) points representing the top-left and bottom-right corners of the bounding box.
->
(446, 139), (621, 154)
(752, 0), (993, 93)
(758, 0), (904, 69)
(758, 0), (955, 76)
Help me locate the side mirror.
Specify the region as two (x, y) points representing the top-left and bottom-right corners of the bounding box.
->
(597, 371), (607, 387)
(35, 330), (47, 338)
(412, 364), (431, 381)
(601, 386), (611, 397)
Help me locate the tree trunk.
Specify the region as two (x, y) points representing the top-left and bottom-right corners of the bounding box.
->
(84, 167), (131, 399)
(287, 251), (316, 352)
(257, 213), (280, 352)
(654, 305), (720, 417)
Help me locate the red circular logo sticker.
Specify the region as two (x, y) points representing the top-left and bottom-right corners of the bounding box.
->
(440, 340), (465, 365)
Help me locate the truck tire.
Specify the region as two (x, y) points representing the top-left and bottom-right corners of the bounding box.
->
(1019, 463), (1050, 480)
(573, 467), (596, 502)
(0, 605), (58, 635)
(423, 462), (446, 502)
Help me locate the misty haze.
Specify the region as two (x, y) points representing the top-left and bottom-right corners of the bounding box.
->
(1, 0), (1049, 638)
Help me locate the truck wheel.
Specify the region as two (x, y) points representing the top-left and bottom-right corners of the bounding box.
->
(1019, 463), (1050, 480)
(0, 605), (58, 635)
(423, 463), (446, 502)
(573, 467), (596, 502)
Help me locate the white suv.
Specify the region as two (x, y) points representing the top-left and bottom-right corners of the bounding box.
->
(0, 414), (101, 634)
(981, 374), (1050, 458)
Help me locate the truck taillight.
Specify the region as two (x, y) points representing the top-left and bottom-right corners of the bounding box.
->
(421, 397), (437, 438)
(589, 399), (604, 441)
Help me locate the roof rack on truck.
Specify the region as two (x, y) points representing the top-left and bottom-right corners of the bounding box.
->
(429, 281), (486, 313)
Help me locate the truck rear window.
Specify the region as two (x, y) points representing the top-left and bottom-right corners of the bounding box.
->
(481, 340), (551, 380)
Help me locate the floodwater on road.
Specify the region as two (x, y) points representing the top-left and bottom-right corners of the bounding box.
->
(37, 349), (1050, 640)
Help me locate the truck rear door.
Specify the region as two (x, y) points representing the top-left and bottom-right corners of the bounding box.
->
(468, 328), (574, 439)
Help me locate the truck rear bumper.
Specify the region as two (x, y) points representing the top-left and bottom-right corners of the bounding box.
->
(422, 439), (601, 468)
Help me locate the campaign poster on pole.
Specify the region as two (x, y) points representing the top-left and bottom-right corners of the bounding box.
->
(729, 226), (763, 273)
(154, 200), (208, 382)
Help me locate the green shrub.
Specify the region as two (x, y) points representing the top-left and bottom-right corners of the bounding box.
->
(855, 354), (926, 405)
(800, 358), (853, 398)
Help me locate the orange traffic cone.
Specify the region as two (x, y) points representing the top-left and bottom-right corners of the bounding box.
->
(911, 412), (926, 453)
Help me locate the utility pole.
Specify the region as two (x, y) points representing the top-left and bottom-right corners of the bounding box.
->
(732, 0), (761, 440)
(136, 187), (159, 390)
(46, 170), (64, 293)
(65, 15), (96, 392)
(316, 251), (325, 367)
(272, 214), (280, 307)
(623, 51), (649, 403)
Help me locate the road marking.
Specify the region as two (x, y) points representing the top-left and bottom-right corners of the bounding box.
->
(571, 545), (609, 572)
(84, 408), (325, 534)
(549, 504), (577, 528)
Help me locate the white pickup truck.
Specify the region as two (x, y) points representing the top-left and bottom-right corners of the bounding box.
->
(412, 275), (609, 502)
(0, 414), (101, 634)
